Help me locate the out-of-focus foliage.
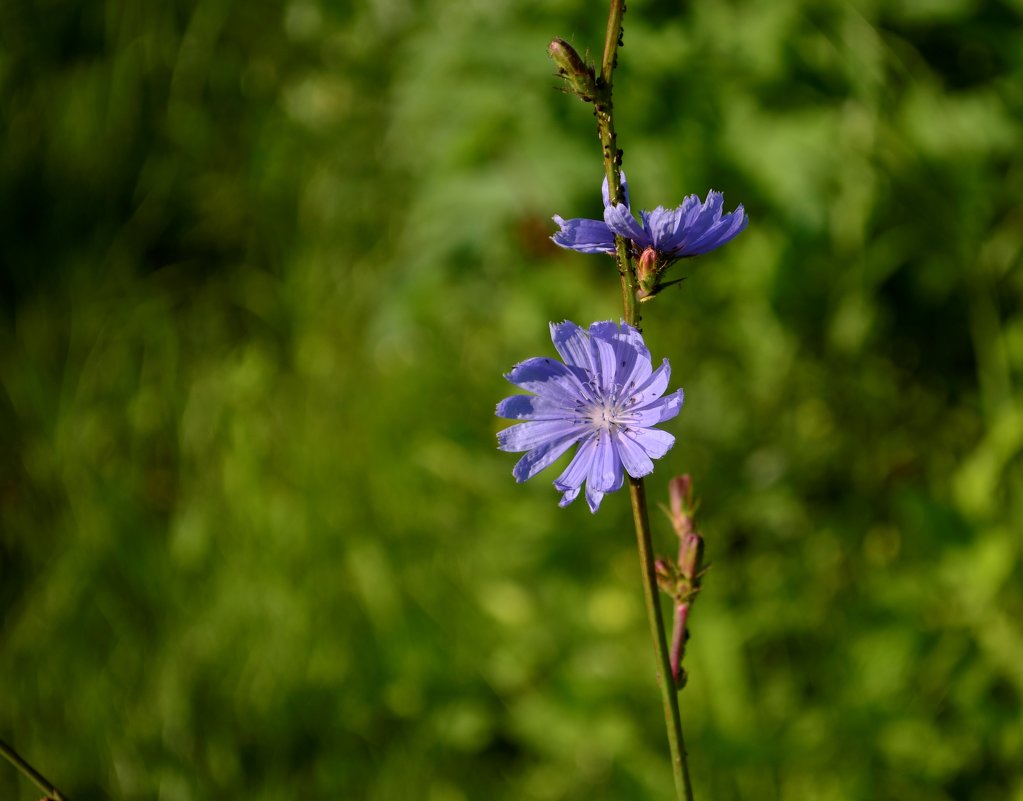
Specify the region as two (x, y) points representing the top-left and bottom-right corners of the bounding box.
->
(2, 0), (1022, 799)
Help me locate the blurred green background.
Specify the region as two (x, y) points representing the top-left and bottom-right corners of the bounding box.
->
(2, 0), (1022, 799)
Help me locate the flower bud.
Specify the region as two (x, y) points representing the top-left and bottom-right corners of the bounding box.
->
(668, 474), (695, 536)
(678, 531), (704, 584)
(655, 558), (678, 595)
(636, 246), (659, 297)
(548, 38), (597, 102)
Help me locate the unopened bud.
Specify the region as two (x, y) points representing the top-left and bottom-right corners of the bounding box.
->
(636, 246), (659, 298)
(548, 38), (597, 102)
(668, 474), (695, 536)
(678, 531), (704, 583)
(655, 558), (678, 595)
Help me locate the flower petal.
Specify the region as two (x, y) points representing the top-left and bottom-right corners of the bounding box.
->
(615, 429), (654, 478)
(587, 321), (653, 390)
(660, 193), (716, 253)
(512, 433), (581, 482)
(496, 394), (574, 421)
(621, 394), (687, 431)
(551, 216), (617, 255)
(585, 483), (605, 513)
(586, 320), (619, 345)
(601, 171), (630, 208)
(627, 387), (685, 425)
(588, 328), (619, 394)
(550, 320), (593, 372)
(604, 203), (651, 248)
(643, 206), (682, 251)
(681, 205), (748, 256)
(588, 433), (622, 493)
(554, 434), (597, 493)
(630, 427), (676, 459)
(626, 358), (671, 408)
(697, 190), (725, 225)
(666, 191), (746, 257)
(559, 485), (581, 507)
(615, 322), (653, 388)
(498, 419), (587, 453)
(677, 193), (704, 229)
(506, 357), (587, 406)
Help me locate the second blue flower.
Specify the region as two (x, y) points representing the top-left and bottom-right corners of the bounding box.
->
(552, 175), (747, 297)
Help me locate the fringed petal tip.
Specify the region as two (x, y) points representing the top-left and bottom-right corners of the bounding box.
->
(558, 486), (580, 507)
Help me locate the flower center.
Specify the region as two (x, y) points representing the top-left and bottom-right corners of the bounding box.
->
(583, 387), (631, 434)
(588, 404), (615, 431)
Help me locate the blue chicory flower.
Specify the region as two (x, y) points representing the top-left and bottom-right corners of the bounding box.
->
(552, 175), (747, 295)
(496, 320), (684, 513)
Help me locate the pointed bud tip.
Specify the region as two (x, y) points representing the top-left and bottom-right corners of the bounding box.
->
(547, 38), (585, 68)
(547, 38), (597, 102)
(669, 474), (694, 520)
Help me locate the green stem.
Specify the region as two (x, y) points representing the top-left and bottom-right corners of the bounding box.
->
(596, 3), (695, 800)
(0, 738), (69, 801)
(593, 2), (637, 328)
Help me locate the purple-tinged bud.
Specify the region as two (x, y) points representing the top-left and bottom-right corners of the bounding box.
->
(636, 246), (659, 297)
(664, 475), (707, 690)
(668, 474), (695, 537)
(548, 38), (597, 102)
(678, 531), (704, 584)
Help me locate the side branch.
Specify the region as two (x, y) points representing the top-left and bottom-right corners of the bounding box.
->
(629, 478), (695, 801)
